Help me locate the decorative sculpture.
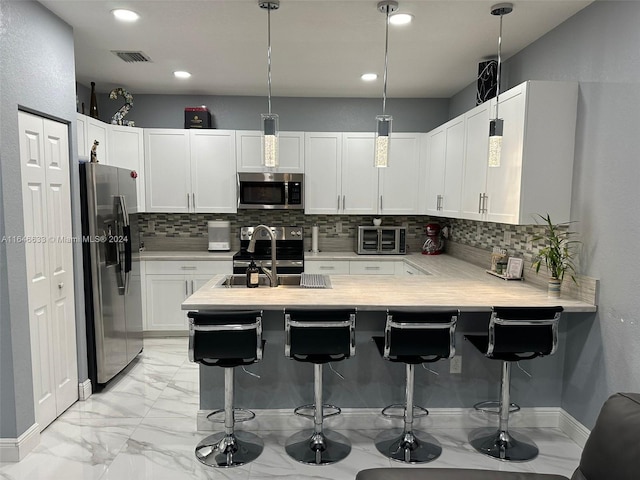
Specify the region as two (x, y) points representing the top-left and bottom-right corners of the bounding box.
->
(109, 87), (135, 126)
(90, 140), (99, 163)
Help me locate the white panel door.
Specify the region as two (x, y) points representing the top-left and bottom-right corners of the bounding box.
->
(145, 275), (189, 331)
(378, 133), (421, 215)
(425, 127), (446, 215)
(43, 120), (78, 415)
(190, 130), (237, 213)
(144, 129), (191, 212)
(341, 133), (378, 215)
(304, 132), (342, 214)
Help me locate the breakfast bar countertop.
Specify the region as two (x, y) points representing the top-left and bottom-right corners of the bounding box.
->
(181, 253), (597, 313)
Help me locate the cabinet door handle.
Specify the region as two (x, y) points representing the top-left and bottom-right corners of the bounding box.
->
(185, 280), (188, 296)
(191, 280), (194, 294)
(58, 282), (64, 289)
(380, 195), (383, 211)
(407, 270), (414, 275)
(192, 193), (196, 209)
(187, 193), (190, 210)
(320, 266), (335, 270)
(365, 266), (380, 270)
(337, 195), (340, 210)
(343, 195), (346, 210)
(478, 193), (483, 214)
(482, 193), (488, 213)
(181, 266), (197, 270)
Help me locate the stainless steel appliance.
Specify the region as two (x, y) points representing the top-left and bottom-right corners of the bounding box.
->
(208, 220), (231, 251)
(80, 163), (143, 387)
(237, 172), (304, 210)
(232, 226), (304, 274)
(357, 226), (407, 255)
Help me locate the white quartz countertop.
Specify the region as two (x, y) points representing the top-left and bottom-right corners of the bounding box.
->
(181, 253), (596, 313)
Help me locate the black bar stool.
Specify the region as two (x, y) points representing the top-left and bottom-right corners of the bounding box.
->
(372, 309), (458, 463)
(465, 306), (563, 461)
(187, 310), (264, 468)
(284, 308), (356, 465)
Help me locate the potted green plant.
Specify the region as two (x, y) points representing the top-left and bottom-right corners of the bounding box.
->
(531, 213), (580, 298)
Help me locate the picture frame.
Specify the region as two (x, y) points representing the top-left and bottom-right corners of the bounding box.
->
(506, 257), (524, 279)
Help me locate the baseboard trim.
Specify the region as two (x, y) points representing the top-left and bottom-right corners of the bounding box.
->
(559, 409), (591, 448)
(143, 330), (189, 338)
(197, 406), (564, 433)
(78, 379), (92, 401)
(0, 423), (40, 462)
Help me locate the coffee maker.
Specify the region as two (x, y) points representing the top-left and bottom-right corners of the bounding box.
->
(422, 223), (444, 255)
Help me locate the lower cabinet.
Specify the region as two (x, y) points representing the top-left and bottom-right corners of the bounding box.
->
(305, 259), (419, 275)
(143, 260), (232, 333)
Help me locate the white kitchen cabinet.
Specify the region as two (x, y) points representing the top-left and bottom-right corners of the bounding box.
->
(144, 129), (237, 213)
(190, 129), (237, 213)
(396, 262), (424, 276)
(143, 260), (232, 333)
(466, 81), (578, 225)
(460, 101), (492, 220)
(109, 124), (146, 212)
(236, 130), (304, 173)
(144, 129), (191, 213)
(77, 113), (88, 158)
(378, 133), (421, 215)
(87, 116), (109, 164)
(349, 260), (397, 275)
(304, 259), (350, 274)
(304, 132), (343, 214)
(341, 132), (378, 214)
(424, 117), (464, 218)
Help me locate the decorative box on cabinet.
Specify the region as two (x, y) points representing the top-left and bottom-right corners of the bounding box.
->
(143, 260), (232, 333)
(236, 130), (304, 173)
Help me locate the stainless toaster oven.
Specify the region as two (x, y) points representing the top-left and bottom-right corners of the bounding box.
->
(356, 226), (407, 255)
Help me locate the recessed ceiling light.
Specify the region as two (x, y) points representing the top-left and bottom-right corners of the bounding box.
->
(389, 13), (413, 25)
(173, 71), (192, 79)
(361, 73), (378, 81)
(111, 9), (140, 22)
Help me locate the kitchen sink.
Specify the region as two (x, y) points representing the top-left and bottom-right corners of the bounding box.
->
(216, 273), (331, 289)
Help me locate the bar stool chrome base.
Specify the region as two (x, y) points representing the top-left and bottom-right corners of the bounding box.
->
(375, 428), (442, 463)
(285, 428), (351, 465)
(469, 427), (538, 462)
(473, 400), (520, 415)
(195, 431), (264, 468)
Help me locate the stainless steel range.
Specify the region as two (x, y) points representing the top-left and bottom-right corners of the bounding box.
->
(232, 226), (304, 274)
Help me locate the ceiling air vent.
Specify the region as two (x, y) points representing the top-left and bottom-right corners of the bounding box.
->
(112, 51), (151, 63)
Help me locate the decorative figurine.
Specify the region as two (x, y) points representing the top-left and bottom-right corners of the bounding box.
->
(90, 140), (99, 163)
(109, 87), (135, 126)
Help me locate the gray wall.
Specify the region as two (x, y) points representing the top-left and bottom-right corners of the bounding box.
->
(92, 93), (448, 132)
(0, 0), (85, 438)
(451, 1), (640, 429)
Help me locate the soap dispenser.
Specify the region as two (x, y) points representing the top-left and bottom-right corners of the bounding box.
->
(246, 259), (259, 288)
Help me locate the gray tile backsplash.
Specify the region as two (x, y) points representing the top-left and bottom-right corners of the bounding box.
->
(137, 212), (552, 261)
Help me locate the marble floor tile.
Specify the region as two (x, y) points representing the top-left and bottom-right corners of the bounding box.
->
(1, 339), (583, 480)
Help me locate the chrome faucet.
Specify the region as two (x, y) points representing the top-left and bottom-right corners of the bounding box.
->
(247, 225), (278, 287)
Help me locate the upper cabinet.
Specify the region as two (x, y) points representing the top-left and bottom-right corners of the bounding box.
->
(305, 132), (422, 215)
(464, 81), (578, 225)
(426, 80), (578, 225)
(144, 129), (237, 213)
(108, 125), (145, 213)
(236, 130), (304, 173)
(87, 116), (109, 164)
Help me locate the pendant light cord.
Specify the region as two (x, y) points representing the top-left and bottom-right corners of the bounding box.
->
(382, 6), (390, 115)
(267, 5), (273, 115)
(495, 12), (503, 120)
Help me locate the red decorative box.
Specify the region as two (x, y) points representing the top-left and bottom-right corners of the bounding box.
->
(184, 106), (212, 129)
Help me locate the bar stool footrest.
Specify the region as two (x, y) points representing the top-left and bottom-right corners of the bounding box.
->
(206, 407), (256, 424)
(473, 400), (520, 415)
(381, 403), (429, 419)
(294, 403), (341, 419)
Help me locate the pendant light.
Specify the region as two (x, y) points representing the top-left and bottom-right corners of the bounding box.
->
(259, 0), (280, 168)
(488, 3), (513, 168)
(374, 1), (398, 168)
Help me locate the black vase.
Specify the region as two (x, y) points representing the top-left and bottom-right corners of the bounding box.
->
(89, 82), (99, 119)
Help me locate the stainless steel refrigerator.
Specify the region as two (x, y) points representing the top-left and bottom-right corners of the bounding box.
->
(80, 162), (143, 387)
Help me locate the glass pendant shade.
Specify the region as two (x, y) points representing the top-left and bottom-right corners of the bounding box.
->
(374, 114), (392, 168)
(261, 113), (279, 168)
(488, 118), (503, 167)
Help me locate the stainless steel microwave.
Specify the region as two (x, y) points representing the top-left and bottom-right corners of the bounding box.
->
(237, 172), (304, 210)
(357, 226), (407, 255)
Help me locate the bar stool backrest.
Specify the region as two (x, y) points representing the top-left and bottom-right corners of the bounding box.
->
(284, 309), (356, 363)
(187, 310), (263, 367)
(385, 309), (458, 362)
(488, 306), (563, 359)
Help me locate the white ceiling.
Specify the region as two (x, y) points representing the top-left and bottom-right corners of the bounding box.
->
(39, 0), (592, 98)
